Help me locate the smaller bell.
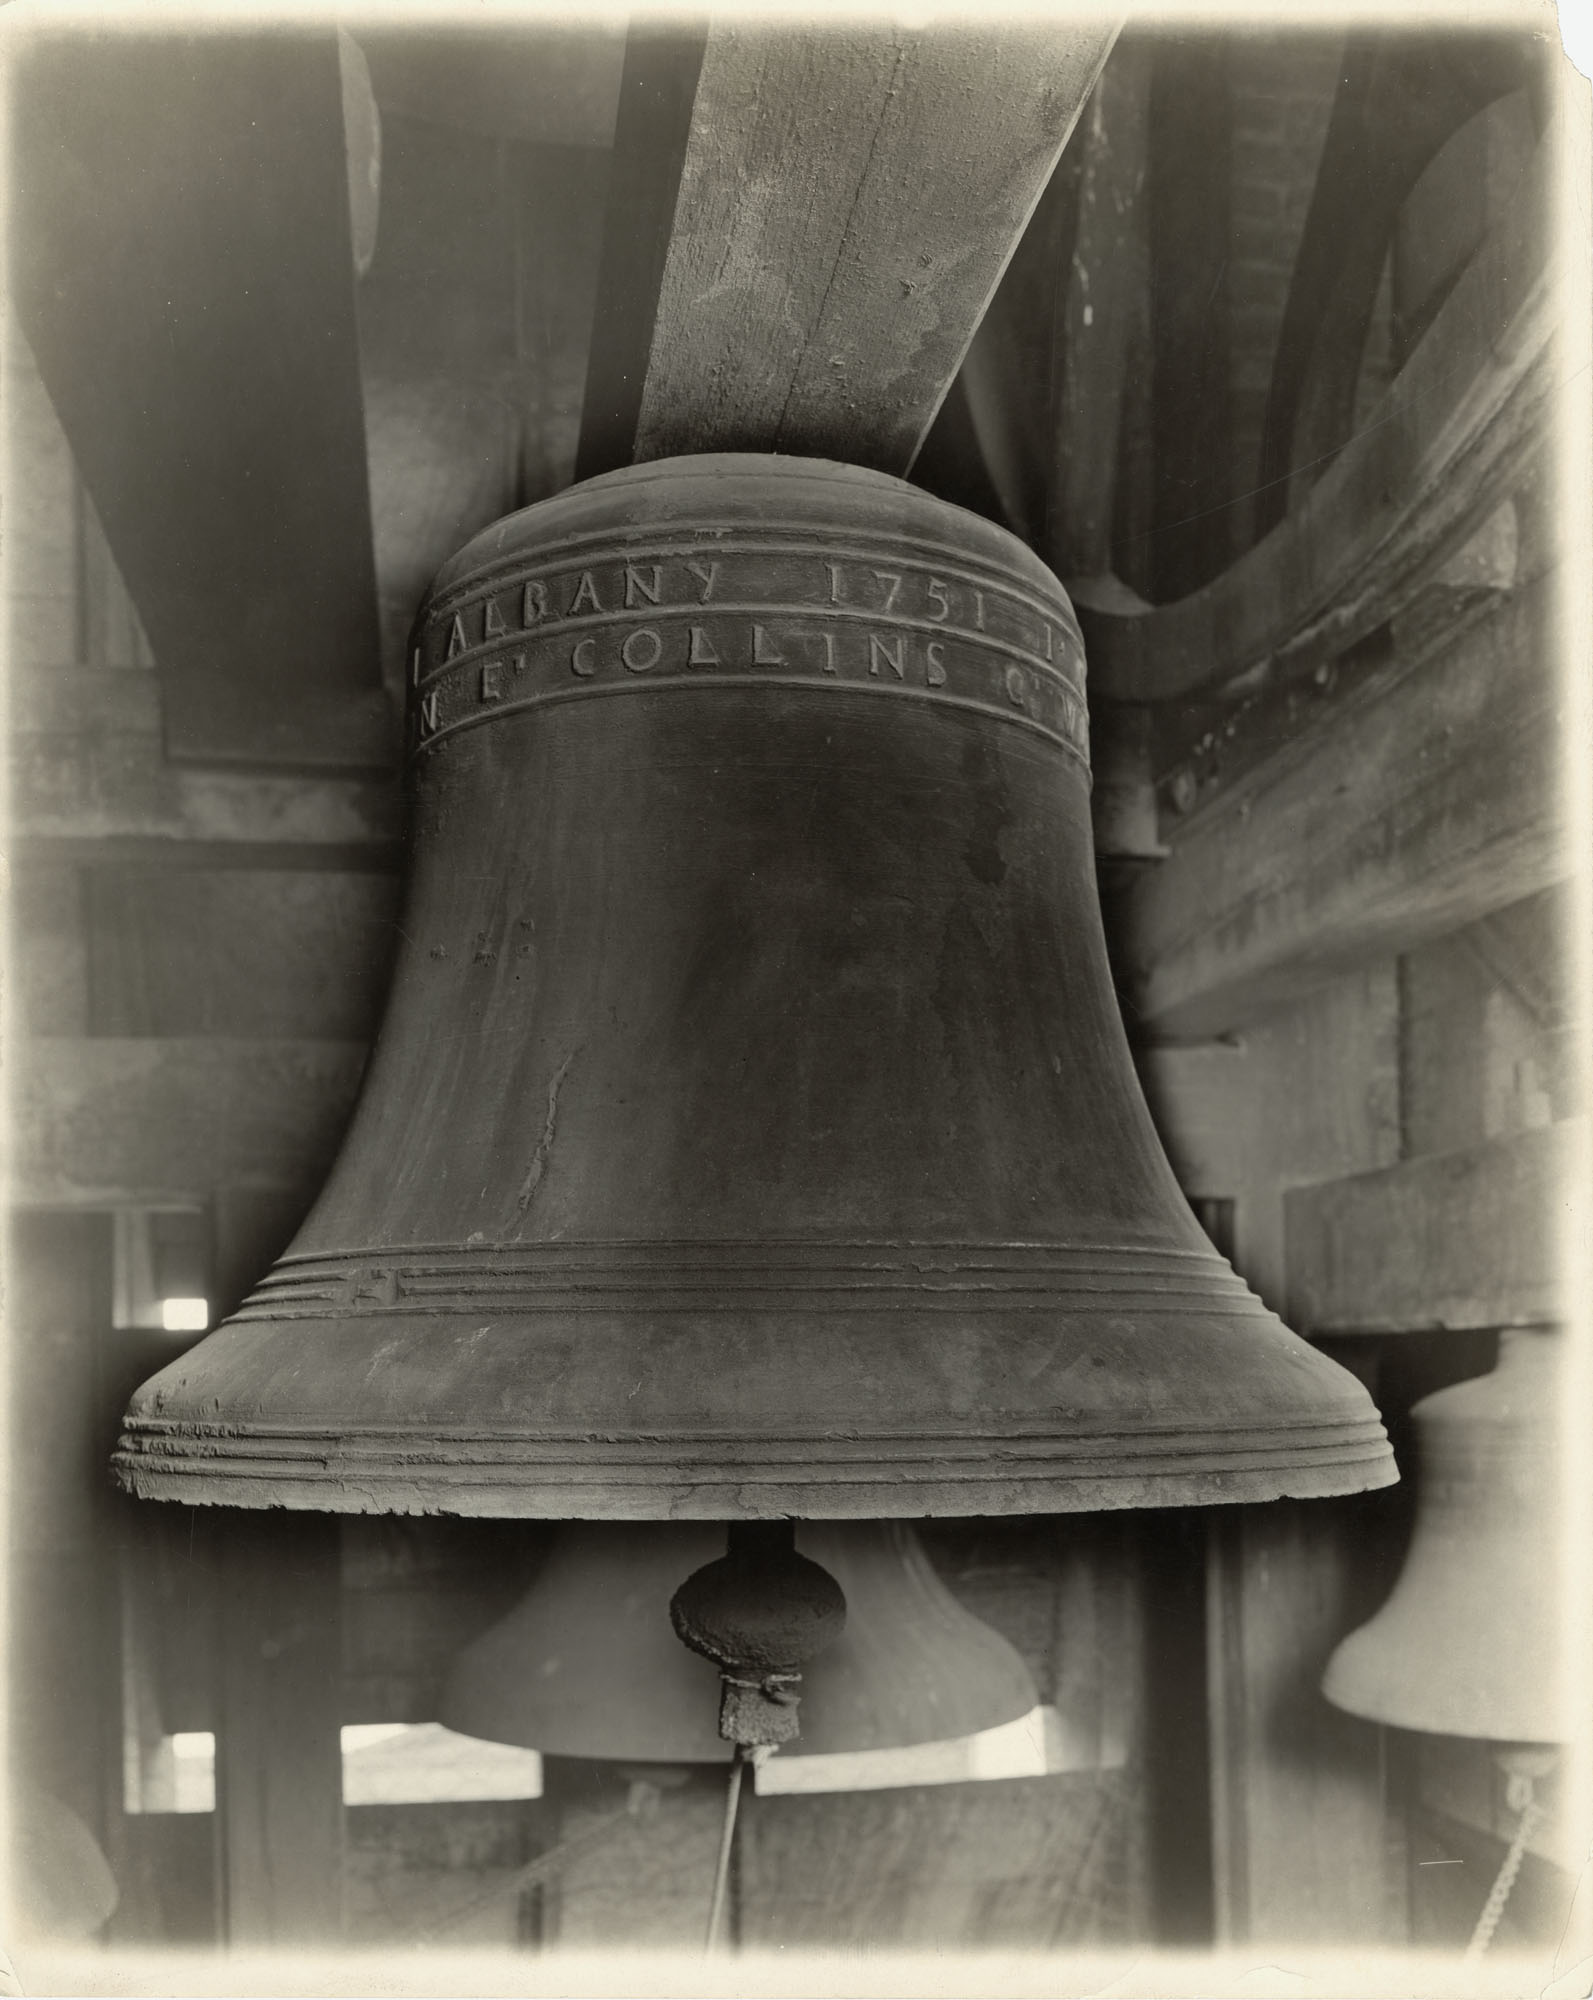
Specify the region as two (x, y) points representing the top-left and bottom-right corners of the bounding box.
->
(1322, 1330), (1575, 1744)
(440, 1521), (1039, 1770)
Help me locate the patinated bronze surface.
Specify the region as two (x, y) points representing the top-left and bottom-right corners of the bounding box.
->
(114, 455), (1395, 1516)
(1323, 1330), (1570, 1743)
(441, 1521), (1039, 1764)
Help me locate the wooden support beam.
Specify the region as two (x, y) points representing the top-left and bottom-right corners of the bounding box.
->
(1119, 576), (1569, 1040)
(573, 19), (709, 483)
(214, 1512), (344, 1947)
(1255, 32), (1539, 532)
(625, 19), (1118, 474)
(1284, 1122), (1578, 1335)
(1145, 32), (1238, 598)
(1206, 1495), (1407, 1946)
(9, 28), (388, 768)
(1043, 37), (1153, 583)
(12, 1037), (367, 1207)
(10, 667), (400, 871)
(1081, 136), (1554, 704)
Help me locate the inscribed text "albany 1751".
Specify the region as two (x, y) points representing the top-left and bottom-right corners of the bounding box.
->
(411, 543), (1091, 765)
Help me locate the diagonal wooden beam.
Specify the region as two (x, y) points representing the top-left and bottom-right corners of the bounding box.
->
(1254, 29), (1542, 535)
(9, 27), (389, 769)
(581, 18), (1119, 477)
(1080, 134), (1554, 707)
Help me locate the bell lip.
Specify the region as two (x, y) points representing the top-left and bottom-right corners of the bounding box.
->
(1322, 1643), (1573, 1746)
(421, 451), (1078, 629)
(112, 1436), (1397, 1517)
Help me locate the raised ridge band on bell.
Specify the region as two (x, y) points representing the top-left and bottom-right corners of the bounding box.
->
(222, 1242), (1280, 1320)
(114, 1416), (1396, 1519)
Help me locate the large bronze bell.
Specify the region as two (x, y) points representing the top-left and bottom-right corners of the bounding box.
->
(113, 455), (1394, 1518)
(1322, 1330), (1574, 1744)
(440, 1522), (1039, 1768)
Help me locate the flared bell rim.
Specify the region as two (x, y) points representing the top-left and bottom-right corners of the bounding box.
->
(113, 1277), (1395, 1517)
(1322, 1617), (1573, 1745)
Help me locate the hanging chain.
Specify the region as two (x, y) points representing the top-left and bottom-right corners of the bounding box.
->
(1465, 1776), (1546, 1958)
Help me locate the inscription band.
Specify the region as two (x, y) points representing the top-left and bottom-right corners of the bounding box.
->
(415, 673), (1089, 768)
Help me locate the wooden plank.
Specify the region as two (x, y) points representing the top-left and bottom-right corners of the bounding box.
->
(630, 19), (1119, 473)
(1120, 577), (1570, 1040)
(9, 27), (387, 768)
(1254, 33), (1535, 531)
(1284, 1121), (1579, 1335)
(1137, 968), (1401, 1308)
(1044, 37), (1152, 582)
(573, 19), (709, 483)
(1145, 32), (1239, 597)
(1133, 983), (1407, 1945)
(345, 1800), (551, 1948)
(1206, 1496), (1407, 1945)
(740, 1771), (1142, 1948)
(11, 862), (89, 1035)
(85, 870), (401, 1040)
(1138, 1511), (1214, 1943)
(214, 1512), (344, 1946)
(543, 1768), (725, 1949)
(512, 144), (612, 497)
(7, 1214), (115, 1791)
(9, 667), (400, 868)
(12, 1036), (367, 1207)
(1, 318), (82, 667)
(1399, 888), (1576, 1160)
(1081, 135), (1554, 704)
(1391, 88), (1540, 366)
(6, 1213), (135, 1947)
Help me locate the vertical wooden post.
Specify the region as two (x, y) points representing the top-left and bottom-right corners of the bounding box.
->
(1205, 1494), (1406, 1945)
(573, 19), (709, 484)
(7, 1212), (120, 1915)
(214, 1511), (344, 1948)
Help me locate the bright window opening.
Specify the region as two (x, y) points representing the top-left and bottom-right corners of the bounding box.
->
(124, 1724), (544, 1812)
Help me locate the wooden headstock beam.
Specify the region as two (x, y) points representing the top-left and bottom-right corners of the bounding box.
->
(576, 17), (1120, 480)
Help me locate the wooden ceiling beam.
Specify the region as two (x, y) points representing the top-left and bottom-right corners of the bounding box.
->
(1284, 1123), (1574, 1336)
(1119, 575), (1569, 1042)
(579, 17), (1119, 479)
(9, 28), (389, 769)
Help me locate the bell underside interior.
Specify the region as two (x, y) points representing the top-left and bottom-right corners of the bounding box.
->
(112, 455), (1396, 1519)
